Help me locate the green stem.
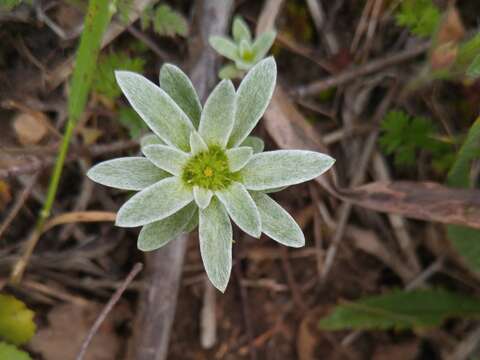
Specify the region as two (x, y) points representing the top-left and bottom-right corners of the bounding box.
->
(10, 0), (114, 284)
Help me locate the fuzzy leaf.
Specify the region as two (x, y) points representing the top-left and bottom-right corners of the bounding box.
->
(138, 202), (196, 251)
(251, 192), (304, 247)
(143, 144), (190, 176)
(241, 150), (335, 191)
(115, 71), (194, 152)
(209, 36), (239, 62)
(218, 64), (244, 80)
(0, 342), (31, 360)
(87, 157), (169, 191)
(184, 209), (199, 233)
(194, 186), (213, 209)
(189, 132), (208, 154)
(232, 16), (251, 43)
(253, 31), (276, 61)
(140, 133), (164, 149)
(116, 177), (193, 227)
(319, 289), (480, 331)
(199, 80), (236, 147)
(159, 64), (202, 127)
(199, 198), (233, 292)
(0, 294), (36, 345)
(226, 147), (253, 171)
(228, 57), (277, 147)
(216, 182), (261, 237)
(240, 136), (265, 153)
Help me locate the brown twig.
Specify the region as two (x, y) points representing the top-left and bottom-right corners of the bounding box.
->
(76, 262), (143, 360)
(235, 258), (258, 360)
(0, 172), (39, 239)
(292, 42), (429, 97)
(0, 139), (138, 179)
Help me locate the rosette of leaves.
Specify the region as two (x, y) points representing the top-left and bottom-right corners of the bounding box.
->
(87, 58), (335, 291)
(209, 16), (276, 79)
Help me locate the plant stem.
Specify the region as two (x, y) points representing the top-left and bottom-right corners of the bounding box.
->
(10, 0), (114, 284)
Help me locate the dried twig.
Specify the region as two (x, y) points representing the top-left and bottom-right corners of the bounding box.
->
(292, 42), (429, 97)
(76, 262), (143, 360)
(0, 172), (39, 239)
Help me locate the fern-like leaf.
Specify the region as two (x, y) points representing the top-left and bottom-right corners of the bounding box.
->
(395, 0), (440, 37)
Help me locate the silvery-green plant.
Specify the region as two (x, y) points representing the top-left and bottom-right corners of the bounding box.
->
(87, 57), (335, 292)
(209, 16), (276, 79)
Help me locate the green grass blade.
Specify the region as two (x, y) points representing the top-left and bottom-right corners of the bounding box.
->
(447, 118), (480, 271)
(10, 0), (114, 284)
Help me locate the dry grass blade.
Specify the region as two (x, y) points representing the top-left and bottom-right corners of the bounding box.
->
(42, 211), (117, 233)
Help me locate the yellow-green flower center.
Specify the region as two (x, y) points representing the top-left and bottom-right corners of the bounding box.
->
(182, 145), (240, 190)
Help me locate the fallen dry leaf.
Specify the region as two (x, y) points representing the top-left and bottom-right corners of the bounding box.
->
(342, 181), (480, 229)
(42, 211), (117, 233)
(0, 180), (11, 211)
(12, 112), (49, 145)
(30, 302), (124, 360)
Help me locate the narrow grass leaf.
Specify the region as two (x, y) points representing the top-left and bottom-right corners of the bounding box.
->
(447, 118), (480, 270)
(87, 157), (169, 190)
(319, 289), (480, 330)
(116, 177), (193, 227)
(199, 198), (233, 292)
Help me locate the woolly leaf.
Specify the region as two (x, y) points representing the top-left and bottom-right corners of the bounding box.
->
(232, 16), (251, 43)
(116, 177), (193, 227)
(199, 198), (233, 292)
(320, 289), (480, 331)
(228, 57), (277, 147)
(209, 36), (239, 62)
(138, 202), (196, 251)
(0, 342), (31, 360)
(252, 31), (276, 62)
(251, 192), (304, 247)
(218, 63), (245, 80)
(241, 150), (335, 191)
(143, 144), (190, 176)
(159, 64), (202, 127)
(199, 80), (236, 147)
(240, 136), (265, 153)
(194, 186), (213, 209)
(115, 71), (194, 152)
(216, 182), (261, 238)
(0, 294), (36, 345)
(226, 147), (253, 172)
(87, 157), (169, 191)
